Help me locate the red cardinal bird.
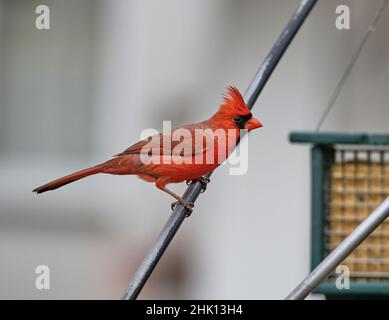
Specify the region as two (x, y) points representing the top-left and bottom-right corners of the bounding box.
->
(33, 86), (262, 212)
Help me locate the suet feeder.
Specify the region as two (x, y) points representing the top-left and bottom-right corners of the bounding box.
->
(291, 132), (389, 297)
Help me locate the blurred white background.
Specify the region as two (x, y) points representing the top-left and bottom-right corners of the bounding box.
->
(0, 0), (388, 299)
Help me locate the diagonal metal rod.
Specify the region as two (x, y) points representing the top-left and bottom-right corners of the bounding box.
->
(286, 197), (389, 300)
(122, 0), (317, 300)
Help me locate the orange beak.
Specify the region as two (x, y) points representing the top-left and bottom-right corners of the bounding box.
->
(245, 117), (263, 131)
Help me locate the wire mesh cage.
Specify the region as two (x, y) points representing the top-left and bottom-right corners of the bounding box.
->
(291, 132), (389, 297)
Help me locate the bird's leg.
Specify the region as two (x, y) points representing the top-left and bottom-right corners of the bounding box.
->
(160, 186), (194, 216)
(186, 176), (211, 193)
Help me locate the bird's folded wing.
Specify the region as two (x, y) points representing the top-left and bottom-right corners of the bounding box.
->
(114, 125), (209, 157)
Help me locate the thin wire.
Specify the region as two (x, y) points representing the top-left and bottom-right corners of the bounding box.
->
(316, 0), (388, 132)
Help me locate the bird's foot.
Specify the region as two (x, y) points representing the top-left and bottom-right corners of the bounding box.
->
(171, 199), (194, 217)
(198, 176), (211, 192)
(185, 176), (211, 193)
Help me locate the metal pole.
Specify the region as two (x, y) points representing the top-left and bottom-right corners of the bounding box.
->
(286, 197), (389, 300)
(122, 0), (317, 300)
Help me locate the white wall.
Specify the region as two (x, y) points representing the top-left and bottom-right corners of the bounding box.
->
(0, 0), (388, 299)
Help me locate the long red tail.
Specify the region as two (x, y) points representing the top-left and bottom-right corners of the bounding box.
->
(33, 163), (107, 194)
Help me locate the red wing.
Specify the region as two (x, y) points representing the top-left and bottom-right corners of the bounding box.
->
(114, 124), (209, 157)
(114, 137), (155, 156)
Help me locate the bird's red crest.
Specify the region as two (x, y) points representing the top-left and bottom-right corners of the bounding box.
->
(219, 86), (249, 116)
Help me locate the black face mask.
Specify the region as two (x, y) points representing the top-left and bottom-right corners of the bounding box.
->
(233, 113), (252, 129)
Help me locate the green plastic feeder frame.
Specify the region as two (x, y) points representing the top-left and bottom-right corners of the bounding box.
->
(290, 132), (389, 297)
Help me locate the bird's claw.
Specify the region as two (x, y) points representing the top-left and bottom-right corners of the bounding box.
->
(185, 176), (211, 193)
(171, 200), (194, 217)
(198, 176), (211, 193)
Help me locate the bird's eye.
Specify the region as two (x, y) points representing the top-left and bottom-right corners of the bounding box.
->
(233, 116), (243, 123)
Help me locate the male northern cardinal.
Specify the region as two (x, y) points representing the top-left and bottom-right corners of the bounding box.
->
(33, 86), (262, 213)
